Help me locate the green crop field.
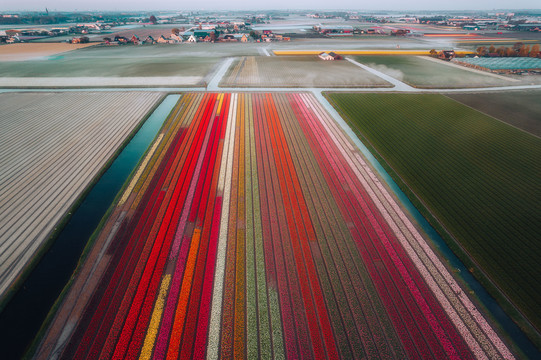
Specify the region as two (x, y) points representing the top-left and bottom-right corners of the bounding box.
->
(327, 92), (541, 337)
(354, 55), (514, 88)
(0, 45), (229, 78)
(448, 91), (541, 137)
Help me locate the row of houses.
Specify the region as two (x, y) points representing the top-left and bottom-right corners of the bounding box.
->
(259, 30), (290, 42)
(0, 31), (21, 44)
(104, 32), (251, 45)
(313, 25), (354, 36)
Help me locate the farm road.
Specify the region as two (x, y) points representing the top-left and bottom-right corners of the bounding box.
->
(345, 57), (415, 91)
(207, 57), (235, 91)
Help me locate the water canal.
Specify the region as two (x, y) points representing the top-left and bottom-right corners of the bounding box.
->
(0, 94), (180, 360)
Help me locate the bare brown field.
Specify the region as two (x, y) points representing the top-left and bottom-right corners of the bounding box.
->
(0, 43), (98, 61)
(0, 91), (163, 300)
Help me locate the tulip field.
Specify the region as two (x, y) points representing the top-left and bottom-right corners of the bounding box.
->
(0, 91), (163, 302)
(38, 92), (514, 359)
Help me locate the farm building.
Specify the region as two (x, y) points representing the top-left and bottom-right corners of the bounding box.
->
(193, 29), (214, 38)
(317, 25), (354, 36)
(221, 34), (238, 42)
(143, 36), (155, 44)
(71, 36), (89, 44)
(114, 36), (129, 44)
(438, 50), (456, 60)
(318, 51), (342, 60)
(391, 29), (411, 36)
(157, 35), (180, 44)
(516, 23), (541, 31)
(221, 33), (249, 42)
(171, 33), (183, 42)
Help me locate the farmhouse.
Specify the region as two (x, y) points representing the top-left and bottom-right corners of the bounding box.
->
(114, 36), (129, 44)
(171, 33), (183, 42)
(221, 34), (238, 42)
(391, 29), (410, 36)
(157, 35), (181, 44)
(71, 36), (89, 44)
(318, 51), (342, 60)
(143, 36), (155, 44)
(438, 50), (456, 60)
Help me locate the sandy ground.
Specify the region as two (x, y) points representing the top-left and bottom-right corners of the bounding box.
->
(0, 76), (203, 87)
(0, 43), (98, 61)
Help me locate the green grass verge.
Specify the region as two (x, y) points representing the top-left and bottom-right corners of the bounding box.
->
(326, 92), (541, 352)
(353, 55), (510, 88)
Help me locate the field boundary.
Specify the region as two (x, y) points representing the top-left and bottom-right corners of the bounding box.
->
(273, 50), (475, 56)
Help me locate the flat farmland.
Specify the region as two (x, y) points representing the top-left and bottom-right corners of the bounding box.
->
(0, 91), (164, 301)
(37, 92), (513, 360)
(327, 93), (541, 335)
(448, 91), (541, 137)
(220, 56), (392, 87)
(0, 45), (226, 87)
(0, 43), (97, 61)
(354, 55), (516, 88)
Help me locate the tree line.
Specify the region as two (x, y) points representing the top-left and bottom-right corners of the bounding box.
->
(476, 42), (540, 58)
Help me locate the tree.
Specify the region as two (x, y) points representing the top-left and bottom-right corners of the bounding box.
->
(518, 45), (530, 57)
(506, 47), (515, 57)
(496, 46), (506, 57)
(149, 15), (157, 24)
(488, 45), (496, 54)
(530, 44), (540, 58)
(512, 42), (523, 52)
(249, 30), (260, 40)
(171, 28), (180, 35)
(429, 49), (437, 57)
(476, 46), (488, 56)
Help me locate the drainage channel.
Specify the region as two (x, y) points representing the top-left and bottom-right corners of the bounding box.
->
(0, 94), (180, 360)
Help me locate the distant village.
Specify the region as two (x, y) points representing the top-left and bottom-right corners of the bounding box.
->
(1, 9), (540, 46)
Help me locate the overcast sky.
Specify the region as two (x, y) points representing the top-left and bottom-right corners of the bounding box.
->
(3, 0), (540, 12)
